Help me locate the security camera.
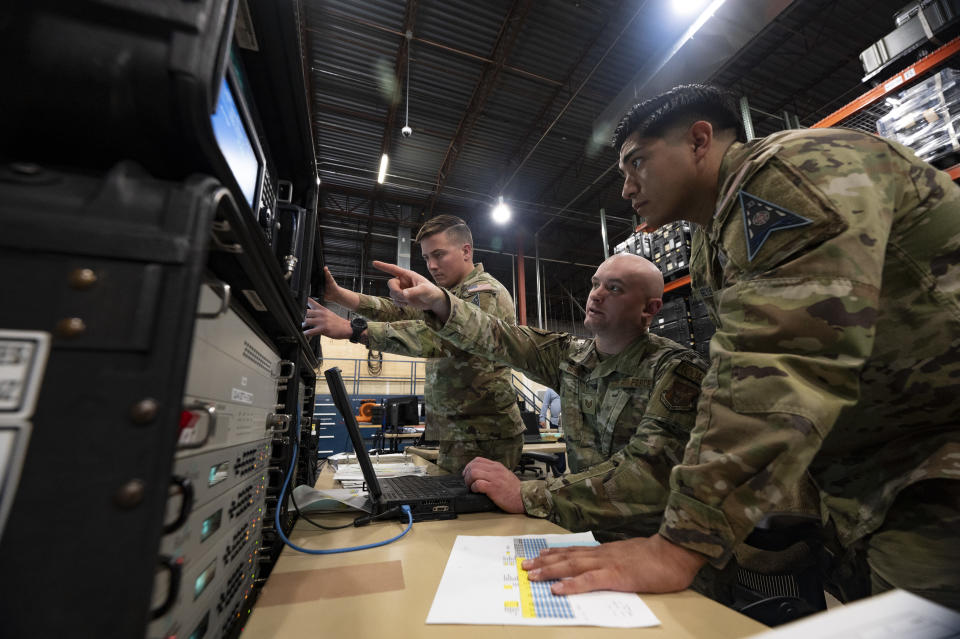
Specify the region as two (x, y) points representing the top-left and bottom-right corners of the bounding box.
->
(401, 125), (413, 138)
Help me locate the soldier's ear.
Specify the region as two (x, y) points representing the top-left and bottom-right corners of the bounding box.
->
(462, 243), (473, 262)
(642, 297), (663, 328)
(689, 121), (713, 158)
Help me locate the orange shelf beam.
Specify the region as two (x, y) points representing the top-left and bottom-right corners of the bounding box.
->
(948, 165), (960, 180)
(813, 36), (960, 129)
(664, 274), (691, 293)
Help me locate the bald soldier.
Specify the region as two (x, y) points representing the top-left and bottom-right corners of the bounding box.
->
(304, 215), (524, 473)
(519, 84), (960, 610)
(371, 254), (709, 543)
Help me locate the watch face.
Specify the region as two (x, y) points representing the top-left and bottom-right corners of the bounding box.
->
(350, 317), (367, 342)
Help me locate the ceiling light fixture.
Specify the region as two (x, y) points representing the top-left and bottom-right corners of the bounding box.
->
(491, 196), (511, 224)
(671, 0), (707, 15)
(676, 0), (727, 43)
(401, 30), (414, 138)
(377, 154), (389, 184)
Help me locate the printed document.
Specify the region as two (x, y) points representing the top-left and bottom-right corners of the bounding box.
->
(426, 532), (660, 627)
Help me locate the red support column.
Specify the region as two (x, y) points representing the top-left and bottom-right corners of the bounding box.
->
(516, 232), (527, 326)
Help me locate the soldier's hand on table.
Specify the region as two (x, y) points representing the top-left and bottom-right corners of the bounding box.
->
(520, 534), (707, 596)
(373, 261), (451, 319)
(303, 299), (352, 339)
(462, 457), (524, 514)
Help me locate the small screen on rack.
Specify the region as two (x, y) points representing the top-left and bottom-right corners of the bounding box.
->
(210, 76), (260, 208)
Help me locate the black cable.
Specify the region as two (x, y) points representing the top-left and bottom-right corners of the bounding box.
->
(291, 460), (406, 529)
(367, 347), (383, 375)
(289, 483), (355, 530)
(352, 506), (406, 527)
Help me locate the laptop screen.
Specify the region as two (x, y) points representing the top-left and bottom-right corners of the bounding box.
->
(323, 367), (382, 502)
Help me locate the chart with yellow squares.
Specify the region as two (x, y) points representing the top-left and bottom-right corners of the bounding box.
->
(503, 536), (574, 619)
(427, 533), (660, 628)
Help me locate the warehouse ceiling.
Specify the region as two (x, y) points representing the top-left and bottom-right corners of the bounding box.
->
(300, 0), (916, 329)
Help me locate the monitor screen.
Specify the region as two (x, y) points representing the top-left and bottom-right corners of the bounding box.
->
(384, 396), (421, 430)
(210, 76), (260, 208)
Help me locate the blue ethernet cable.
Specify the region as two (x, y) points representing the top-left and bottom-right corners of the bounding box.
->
(273, 410), (413, 554)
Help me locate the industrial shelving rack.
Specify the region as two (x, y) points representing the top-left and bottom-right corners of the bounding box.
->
(812, 36), (960, 180)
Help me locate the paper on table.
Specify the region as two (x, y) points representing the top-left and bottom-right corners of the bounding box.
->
(426, 533), (660, 628)
(332, 462), (426, 480)
(744, 589), (960, 639)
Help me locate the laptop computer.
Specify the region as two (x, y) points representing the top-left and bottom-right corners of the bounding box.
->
(521, 411), (542, 444)
(324, 367), (497, 521)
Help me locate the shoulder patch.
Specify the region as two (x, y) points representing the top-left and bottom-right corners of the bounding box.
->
(465, 283), (496, 293)
(739, 190), (813, 261)
(660, 378), (700, 412)
(674, 361), (705, 385)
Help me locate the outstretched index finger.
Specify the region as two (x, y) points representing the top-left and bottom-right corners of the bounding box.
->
(372, 261), (407, 277)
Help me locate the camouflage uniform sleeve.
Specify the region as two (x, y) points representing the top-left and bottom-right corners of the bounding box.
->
(467, 276), (517, 325)
(661, 142), (900, 565)
(428, 291), (570, 391)
(355, 292), (458, 358)
(364, 276), (517, 359)
(364, 320), (459, 359)
(522, 355), (704, 534)
(355, 293), (426, 322)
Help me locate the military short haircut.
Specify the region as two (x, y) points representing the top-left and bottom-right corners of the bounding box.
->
(612, 84), (744, 150)
(415, 214), (473, 247)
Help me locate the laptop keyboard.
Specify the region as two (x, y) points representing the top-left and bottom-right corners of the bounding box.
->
(382, 475), (460, 500)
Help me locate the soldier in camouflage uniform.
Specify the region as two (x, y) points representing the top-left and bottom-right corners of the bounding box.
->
(304, 215), (524, 473)
(371, 254), (709, 541)
(520, 85), (960, 610)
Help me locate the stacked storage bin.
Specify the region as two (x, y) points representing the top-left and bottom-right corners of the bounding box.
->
(689, 295), (715, 360)
(649, 221), (693, 280)
(649, 297), (692, 347)
(613, 229), (652, 259)
(877, 68), (960, 164)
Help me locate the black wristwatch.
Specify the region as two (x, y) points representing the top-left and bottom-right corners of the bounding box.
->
(349, 316), (368, 343)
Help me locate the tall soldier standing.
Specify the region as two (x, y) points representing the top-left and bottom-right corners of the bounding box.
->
(520, 84), (960, 610)
(304, 215), (524, 473)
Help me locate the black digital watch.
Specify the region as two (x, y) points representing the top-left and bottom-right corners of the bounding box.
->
(349, 316), (368, 343)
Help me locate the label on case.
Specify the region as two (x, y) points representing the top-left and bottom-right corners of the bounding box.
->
(231, 388), (254, 404)
(0, 330), (51, 421)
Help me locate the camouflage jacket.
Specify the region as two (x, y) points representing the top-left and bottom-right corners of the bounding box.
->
(357, 264), (524, 441)
(662, 129), (960, 567)
(429, 293), (707, 538)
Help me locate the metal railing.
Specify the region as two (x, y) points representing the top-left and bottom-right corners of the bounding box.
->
(512, 373), (541, 414)
(318, 357), (543, 415)
(318, 357), (426, 396)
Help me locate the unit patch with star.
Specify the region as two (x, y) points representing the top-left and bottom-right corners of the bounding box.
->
(739, 190), (813, 261)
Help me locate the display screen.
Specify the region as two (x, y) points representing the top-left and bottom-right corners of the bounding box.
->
(194, 560), (216, 600)
(208, 461), (229, 487)
(200, 509), (222, 542)
(210, 76), (260, 208)
(188, 611), (209, 639)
